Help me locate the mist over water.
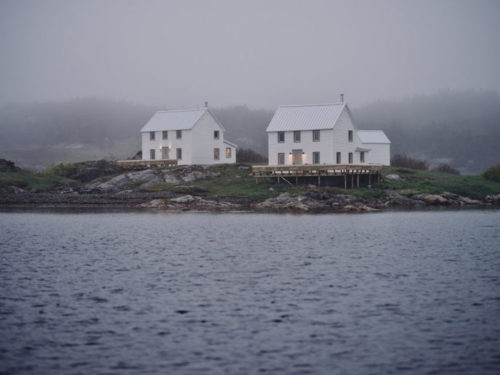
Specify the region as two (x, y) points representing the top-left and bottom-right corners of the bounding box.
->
(1, 210), (499, 374)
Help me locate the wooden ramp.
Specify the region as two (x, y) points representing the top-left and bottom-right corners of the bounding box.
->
(252, 164), (383, 188)
(116, 160), (178, 169)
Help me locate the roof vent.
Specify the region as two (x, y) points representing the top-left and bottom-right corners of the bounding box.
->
(340, 93), (344, 103)
(204, 101), (208, 108)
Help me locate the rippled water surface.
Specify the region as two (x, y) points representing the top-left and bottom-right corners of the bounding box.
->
(1, 210), (499, 374)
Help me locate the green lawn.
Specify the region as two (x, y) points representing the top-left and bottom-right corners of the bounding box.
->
(3, 162), (499, 199)
(379, 167), (500, 198)
(0, 170), (75, 191)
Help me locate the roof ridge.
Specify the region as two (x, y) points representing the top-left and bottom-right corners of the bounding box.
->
(279, 102), (345, 108)
(156, 107), (207, 113)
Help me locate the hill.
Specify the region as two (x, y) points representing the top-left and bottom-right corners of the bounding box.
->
(0, 91), (499, 173)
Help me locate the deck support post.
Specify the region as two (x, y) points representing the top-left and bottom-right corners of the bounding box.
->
(351, 174), (354, 189)
(344, 175), (347, 189)
(357, 174), (359, 188)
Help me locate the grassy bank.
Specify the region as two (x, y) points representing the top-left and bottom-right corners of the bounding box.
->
(379, 167), (500, 199)
(145, 164), (500, 200)
(0, 169), (74, 191)
(2, 160), (500, 199)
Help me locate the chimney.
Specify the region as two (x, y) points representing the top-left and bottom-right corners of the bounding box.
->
(204, 101), (208, 108)
(340, 93), (344, 103)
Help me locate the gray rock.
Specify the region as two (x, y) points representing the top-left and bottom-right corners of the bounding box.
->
(275, 192), (291, 202)
(441, 191), (459, 200)
(459, 196), (482, 205)
(385, 174), (401, 181)
(171, 195), (197, 203)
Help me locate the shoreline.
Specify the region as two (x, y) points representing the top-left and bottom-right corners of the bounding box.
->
(1, 191), (499, 213)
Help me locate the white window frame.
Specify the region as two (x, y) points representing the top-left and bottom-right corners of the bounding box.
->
(313, 130), (320, 142)
(293, 131), (301, 143)
(277, 131), (285, 143)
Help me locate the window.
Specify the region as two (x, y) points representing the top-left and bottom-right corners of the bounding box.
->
(277, 131), (285, 143)
(348, 130), (353, 142)
(150, 149), (155, 160)
(278, 152), (285, 165)
(226, 147), (231, 159)
(360, 151), (365, 163)
(313, 152), (320, 164)
(176, 148), (182, 160)
(348, 152), (353, 164)
(313, 130), (320, 142)
(214, 148), (220, 160)
(293, 131), (301, 143)
(150, 131), (155, 141)
(336, 152), (341, 164)
(176, 130), (182, 139)
(214, 130), (219, 140)
(162, 131), (168, 140)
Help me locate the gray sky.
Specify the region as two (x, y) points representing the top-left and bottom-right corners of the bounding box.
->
(1, 0), (499, 109)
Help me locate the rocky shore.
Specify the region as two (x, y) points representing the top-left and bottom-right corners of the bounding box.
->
(2, 189), (499, 213)
(1, 161), (500, 213)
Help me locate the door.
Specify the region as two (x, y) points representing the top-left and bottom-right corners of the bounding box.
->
(161, 147), (169, 160)
(292, 150), (302, 165)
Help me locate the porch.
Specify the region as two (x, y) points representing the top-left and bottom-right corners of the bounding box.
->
(252, 164), (383, 188)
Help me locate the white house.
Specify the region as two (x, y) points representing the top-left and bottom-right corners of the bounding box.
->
(141, 107), (237, 165)
(266, 102), (390, 166)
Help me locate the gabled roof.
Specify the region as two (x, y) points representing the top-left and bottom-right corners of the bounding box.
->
(266, 103), (347, 132)
(223, 140), (238, 149)
(141, 107), (225, 132)
(357, 130), (391, 144)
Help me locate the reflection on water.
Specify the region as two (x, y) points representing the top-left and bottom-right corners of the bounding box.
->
(1, 210), (499, 374)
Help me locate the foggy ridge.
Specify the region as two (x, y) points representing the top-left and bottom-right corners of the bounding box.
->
(0, 91), (499, 173)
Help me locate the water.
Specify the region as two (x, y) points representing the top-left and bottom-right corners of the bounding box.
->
(1, 210), (499, 374)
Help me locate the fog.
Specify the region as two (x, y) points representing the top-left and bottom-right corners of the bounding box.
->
(1, 0), (499, 109)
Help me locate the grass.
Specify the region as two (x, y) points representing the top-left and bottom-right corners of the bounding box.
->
(380, 167), (500, 199)
(141, 164), (500, 200)
(3, 162), (499, 199)
(0, 170), (75, 191)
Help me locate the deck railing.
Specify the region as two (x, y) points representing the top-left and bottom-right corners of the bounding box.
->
(252, 163), (383, 187)
(252, 163), (382, 177)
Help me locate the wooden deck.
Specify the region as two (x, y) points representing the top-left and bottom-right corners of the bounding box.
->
(252, 163), (383, 188)
(116, 159), (178, 169)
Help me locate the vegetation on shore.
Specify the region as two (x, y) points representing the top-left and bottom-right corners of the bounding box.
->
(1, 159), (500, 201)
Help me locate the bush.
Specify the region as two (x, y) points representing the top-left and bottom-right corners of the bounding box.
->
(0, 159), (19, 172)
(236, 148), (267, 163)
(432, 163), (460, 175)
(42, 162), (77, 177)
(391, 154), (429, 170)
(483, 165), (500, 182)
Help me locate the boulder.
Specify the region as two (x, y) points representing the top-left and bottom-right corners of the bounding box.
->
(459, 196), (482, 205)
(139, 199), (168, 208)
(170, 195), (197, 203)
(385, 174), (401, 181)
(441, 191), (459, 200)
(415, 194), (448, 205)
(485, 194), (500, 204)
